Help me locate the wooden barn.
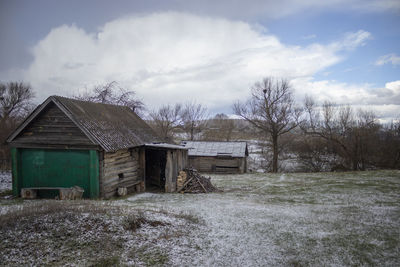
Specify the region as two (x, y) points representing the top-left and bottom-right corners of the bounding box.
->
(7, 96), (188, 198)
(181, 141), (248, 174)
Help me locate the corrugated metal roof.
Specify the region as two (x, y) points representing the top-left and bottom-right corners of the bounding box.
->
(53, 96), (161, 152)
(145, 143), (188, 150)
(181, 141), (248, 157)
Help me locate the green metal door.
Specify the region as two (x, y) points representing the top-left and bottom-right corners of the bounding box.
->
(19, 149), (93, 198)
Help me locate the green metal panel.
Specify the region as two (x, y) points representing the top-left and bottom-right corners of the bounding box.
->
(19, 148), (98, 198)
(89, 150), (99, 198)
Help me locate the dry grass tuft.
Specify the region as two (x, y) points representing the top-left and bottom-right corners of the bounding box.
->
(124, 211), (170, 231)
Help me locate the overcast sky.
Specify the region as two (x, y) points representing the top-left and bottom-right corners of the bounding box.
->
(1, 0), (399, 121)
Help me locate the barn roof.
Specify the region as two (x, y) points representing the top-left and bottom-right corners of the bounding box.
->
(181, 141), (248, 157)
(7, 95), (161, 152)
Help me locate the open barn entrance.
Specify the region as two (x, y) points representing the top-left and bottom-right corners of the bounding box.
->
(145, 149), (166, 192)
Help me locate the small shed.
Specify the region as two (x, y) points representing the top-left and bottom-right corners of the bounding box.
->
(7, 96), (188, 198)
(181, 141), (248, 174)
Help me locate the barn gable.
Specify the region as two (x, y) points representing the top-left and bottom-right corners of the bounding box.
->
(10, 101), (96, 149)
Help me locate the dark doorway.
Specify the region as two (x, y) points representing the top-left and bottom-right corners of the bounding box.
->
(145, 149), (166, 192)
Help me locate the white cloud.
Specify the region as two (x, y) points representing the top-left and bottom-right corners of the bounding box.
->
(336, 30), (372, 50)
(291, 78), (400, 121)
(6, 12), (397, 119)
(375, 53), (400, 66)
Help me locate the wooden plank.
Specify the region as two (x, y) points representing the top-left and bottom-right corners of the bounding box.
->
(103, 168), (138, 178)
(103, 178), (142, 197)
(104, 159), (138, 169)
(104, 154), (132, 164)
(104, 179), (141, 189)
(11, 101), (95, 147)
(139, 148), (145, 183)
(165, 151), (173, 192)
(104, 156), (137, 167)
(12, 139), (94, 145)
(103, 171), (139, 186)
(33, 122), (77, 127)
(103, 168), (138, 180)
(99, 151), (104, 197)
(104, 152), (131, 160)
(27, 127), (85, 134)
(10, 142), (100, 150)
(104, 164), (138, 175)
(102, 147), (141, 196)
(22, 133), (89, 139)
(103, 177), (139, 188)
(104, 149), (130, 158)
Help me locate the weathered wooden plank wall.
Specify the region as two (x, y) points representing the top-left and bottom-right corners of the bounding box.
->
(12, 103), (95, 147)
(102, 148), (141, 198)
(188, 156), (246, 174)
(164, 149), (188, 192)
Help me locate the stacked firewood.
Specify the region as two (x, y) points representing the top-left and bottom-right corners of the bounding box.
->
(177, 168), (222, 193)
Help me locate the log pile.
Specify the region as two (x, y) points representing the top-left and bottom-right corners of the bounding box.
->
(177, 168), (222, 193)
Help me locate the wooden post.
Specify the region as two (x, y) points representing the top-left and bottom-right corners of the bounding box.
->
(11, 147), (20, 197)
(139, 147), (146, 191)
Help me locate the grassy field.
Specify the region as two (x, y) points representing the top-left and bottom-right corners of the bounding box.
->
(0, 170), (399, 266)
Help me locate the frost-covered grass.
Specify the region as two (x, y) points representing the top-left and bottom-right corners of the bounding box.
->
(121, 170), (400, 266)
(0, 170), (399, 266)
(0, 170), (11, 192)
(0, 200), (202, 266)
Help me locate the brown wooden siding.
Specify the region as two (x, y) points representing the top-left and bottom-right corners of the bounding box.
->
(102, 148), (141, 198)
(188, 156), (246, 174)
(12, 102), (95, 148)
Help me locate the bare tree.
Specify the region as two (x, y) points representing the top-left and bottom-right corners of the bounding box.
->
(0, 82), (35, 124)
(233, 77), (302, 172)
(0, 82), (35, 166)
(204, 113), (236, 141)
(181, 102), (208, 140)
(75, 81), (144, 113)
(379, 117), (400, 169)
(302, 97), (383, 170)
(148, 104), (182, 142)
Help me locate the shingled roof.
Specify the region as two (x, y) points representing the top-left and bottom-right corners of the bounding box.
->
(181, 141), (248, 158)
(7, 95), (161, 152)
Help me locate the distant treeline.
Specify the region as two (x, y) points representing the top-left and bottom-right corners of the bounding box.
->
(1, 80), (399, 172)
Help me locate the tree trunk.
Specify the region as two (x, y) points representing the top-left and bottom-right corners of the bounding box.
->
(272, 133), (278, 173)
(352, 136), (359, 171)
(190, 124), (194, 141)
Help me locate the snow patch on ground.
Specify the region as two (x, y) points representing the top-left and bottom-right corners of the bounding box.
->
(126, 192), (159, 201)
(0, 171), (11, 192)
